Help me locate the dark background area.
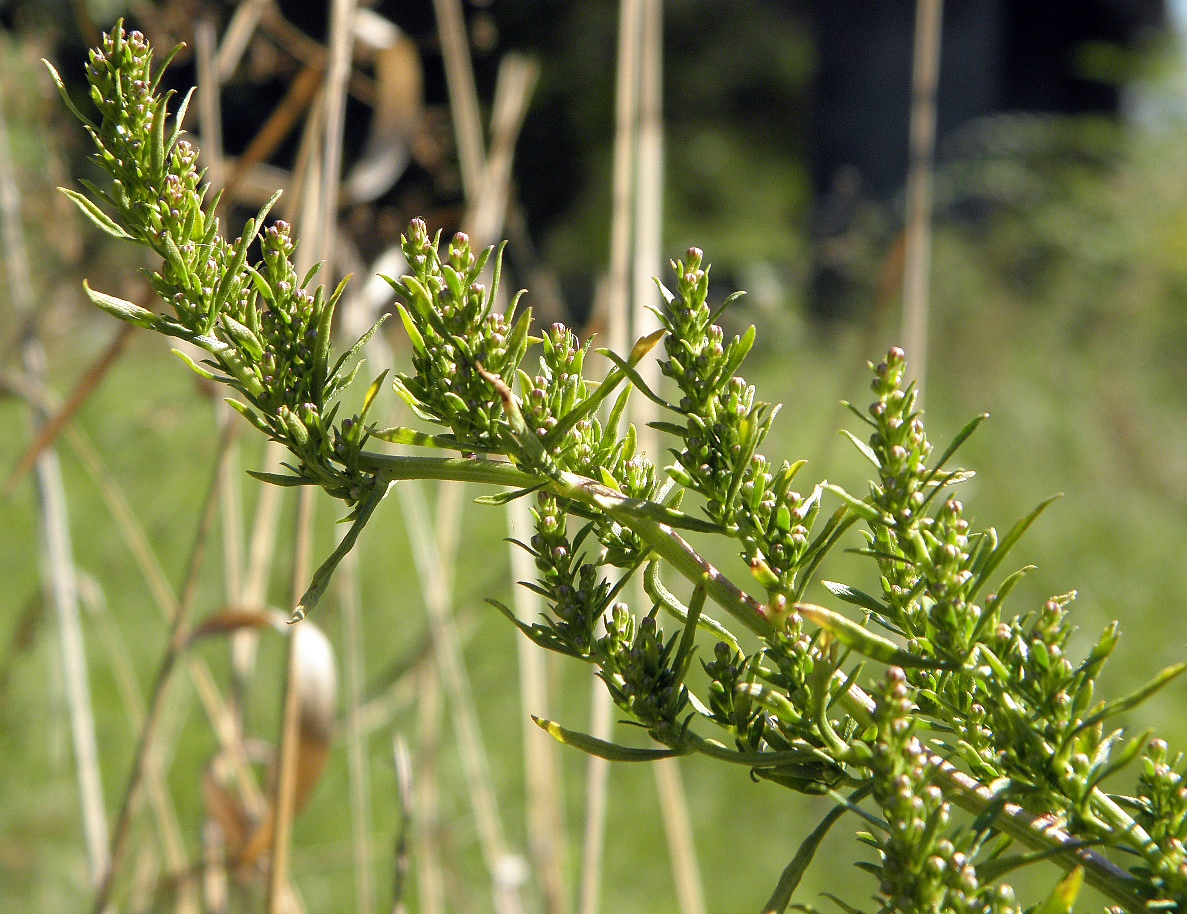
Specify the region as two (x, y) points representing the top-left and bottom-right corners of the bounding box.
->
(1, 0), (1170, 319)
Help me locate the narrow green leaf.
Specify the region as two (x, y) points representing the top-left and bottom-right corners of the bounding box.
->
(224, 397), (274, 436)
(596, 348), (672, 410)
(395, 301), (426, 354)
(291, 478), (393, 621)
(672, 578), (707, 677)
(821, 581), (889, 617)
(328, 314), (390, 385)
(795, 509), (860, 602)
(1074, 662), (1187, 734)
(486, 600), (585, 660)
(246, 265), (273, 304)
(716, 323), (756, 385)
(977, 844), (1094, 885)
(221, 315), (264, 361)
(822, 484), (881, 524)
(542, 329), (662, 450)
(708, 289), (747, 325)
(648, 420), (688, 438)
(60, 188), (133, 240)
(169, 348), (218, 381)
(390, 377), (441, 424)
(644, 560), (742, 654)
(736, 682), (801, 725)
(359, 369), (389, 426)
(84, 281), (161, 329)
(300, 260), (323, 290)
(149, 90), (170, 181)
(969, 494), (1060, 601)
(797, 603), (956, 670)
(839, 429), (880, 469)
(43, 60), (97, 130)
(533, 717), (681, 761)
(246, 470), (317, 487)
(991, 564), (1035, 608)
(1032, 865), (1084, 914)
(841, 399), (877, 429)
(477, 363), (560, 480)
(922, 412), (989, 489)
(473, 484), (546, 506)
(628, 327), (667, 364)
(150, 41), (186, 92)
(760, 800), (853, 914)
(819, 894), (869, 914)
(483, 240), (508, 317)
(1088, 728), (1153, 790)
(164, 86), (195, 159)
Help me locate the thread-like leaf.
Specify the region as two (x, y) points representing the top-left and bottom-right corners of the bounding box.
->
(533, 717), (681, 761)
(797, 603), (956, 670)
(969, 494), (1060, 600)
(761, 799), (854, 914)
(84, 281), (160, 329)
(1033, 865), (1084, 914)
(60, 188), (133, 239)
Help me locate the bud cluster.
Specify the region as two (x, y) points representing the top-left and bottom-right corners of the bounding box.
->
(55, 23), (384, 504)
(870, 669), (1022, 914)
(387, 221), (532, 453)
(655, 249), (817, 595)
(515, 493), (615, 659)
(518, 323), (658, 565)
(855, 350), (1185, 907)
(597, 604), (690, 737)
(1133, 739), (1187, 903)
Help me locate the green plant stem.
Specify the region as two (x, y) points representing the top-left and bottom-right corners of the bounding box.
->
(358, 453), (775, 637)
(931, 760), (1144, 912)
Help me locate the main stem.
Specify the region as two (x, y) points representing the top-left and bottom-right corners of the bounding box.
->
(357, 451), (775, 637)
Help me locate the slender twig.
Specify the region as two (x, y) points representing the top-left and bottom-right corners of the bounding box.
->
(5, 369), (266, 816)
(0, 85), (109, 888)
(399, 480), (525, 914)
(900, 0), (944, 402)
(432, 0), (486, 198)
(91, 420), (236, 914)
(266, 486), (315, 914)
(413, 664), (445, 914)
(2, 321), (132, 497)
(339, 541), (376, 914)
(632, 6), (705, 912)
(509, 497), (569, 914)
